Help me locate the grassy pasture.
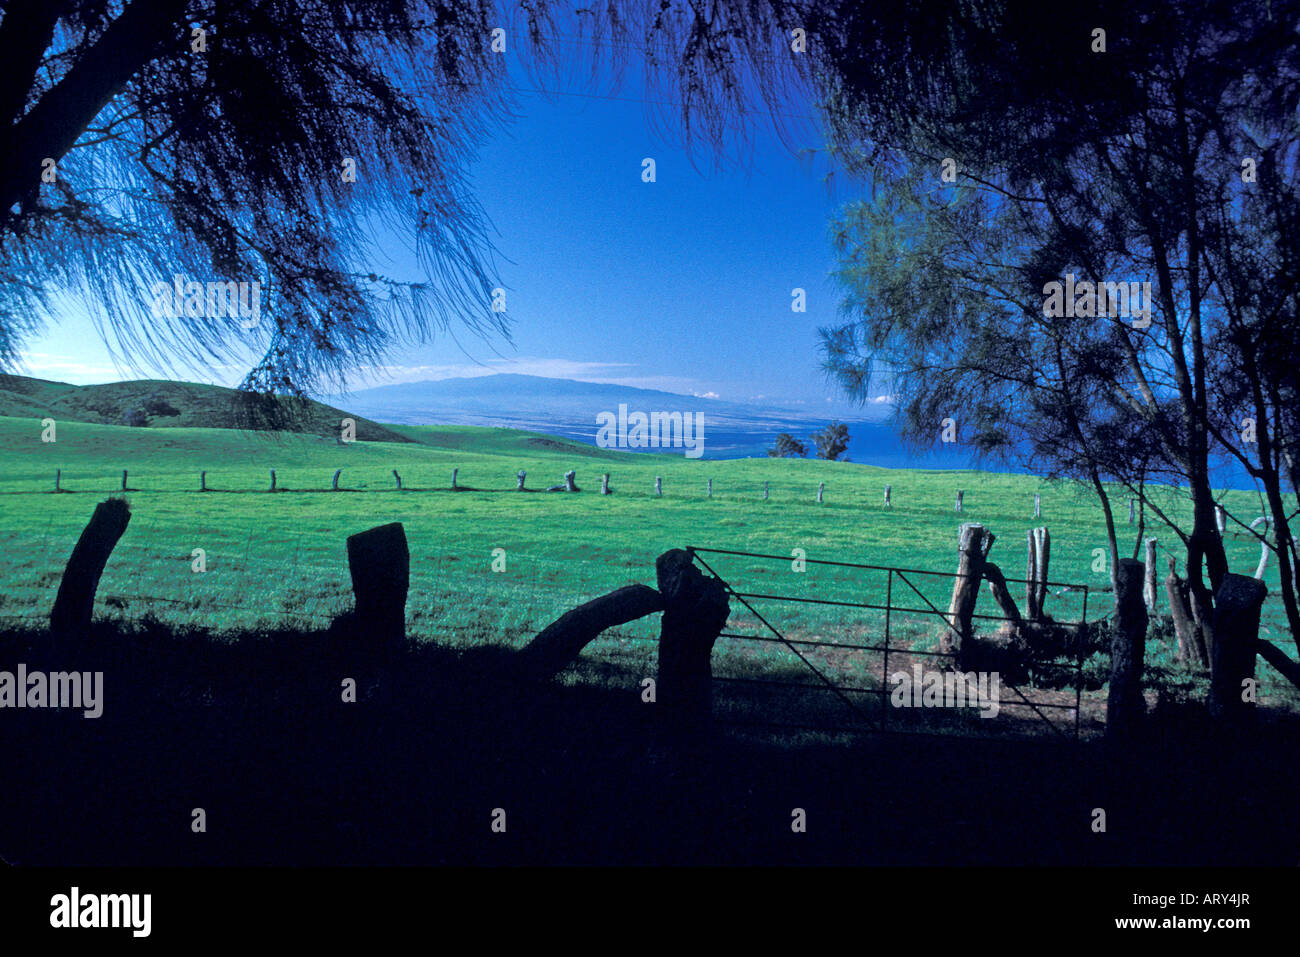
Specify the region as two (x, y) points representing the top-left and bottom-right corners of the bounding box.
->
(0, 414), (1295, 735)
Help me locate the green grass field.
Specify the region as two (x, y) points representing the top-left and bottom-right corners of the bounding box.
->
(1, 413), (1295, 734)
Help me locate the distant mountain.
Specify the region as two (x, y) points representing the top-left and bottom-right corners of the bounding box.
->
(0, 375), (411, 443)
(318, 374), (975, 466)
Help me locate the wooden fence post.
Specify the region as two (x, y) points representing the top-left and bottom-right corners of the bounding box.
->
(601, 473), (611, 495)
(1143, 537), (1158, 612)
(1209, 574), (1267, 723)
(55, 468), (61, 492)
(1128, 498), (1135, 524)
(565, 469), (578, 492)
(121, 469), (128, 492)
(656, 549), (730, 737)
(884, 484), (892, 507)
(269, 469), (276, 492)
(1106, 558), (1148, 743)
(1215, 504), (1228, 537)
(451, 468), (459, 490)
(518, 585), (665, 680)
(516, 470), (526, 491)
(655, 476), (662, 497)
(1033, 492), (1041, 519)
(707, 478), (712, 498)
(332, 469), (342, 491)
(50, 498), (132, 640)
(200, 470), (207, 492)
(763, 481), (768, 501)
(817, 481), (824, 504)
(942, 523), (991, 659)
(339, 522), (409, 656)
(392, 469), (402, 490)
(955, 489), (964, 512)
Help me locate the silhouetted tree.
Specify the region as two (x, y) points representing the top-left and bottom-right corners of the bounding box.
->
(811, 421), (849, 461)
(767, 432), (807, 458)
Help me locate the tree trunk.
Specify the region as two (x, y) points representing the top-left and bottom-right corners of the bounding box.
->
(50, 498), (132, 639)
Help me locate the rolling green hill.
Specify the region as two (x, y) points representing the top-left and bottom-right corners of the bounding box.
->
(0, 374), (411, 443)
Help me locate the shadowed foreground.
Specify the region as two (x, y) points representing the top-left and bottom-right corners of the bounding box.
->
(1, 621), (1296, 866)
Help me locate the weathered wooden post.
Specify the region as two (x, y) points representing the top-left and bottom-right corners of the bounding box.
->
(1143, 537), (1158, 612)
(516, 470), (526, 491)
(1215, 504), (1228, 537)
(1106, 558), (1148, 743)
(942, 523), (992, 659)
(955, 489), (964, 512)
(1251, 517), (1270, 579)
(392, 469), (402, 490)
(200, 470), (207, 492)
(55, 468), (61, 492)
(1209, 574), (1267, 724)
(763, 481), (768, 501)
(121, 469), (128, 492)
(1025, 527), (1051, 622)
(564, 469), (578, 492)
(451, 468), (459, 490)
(331, 522), (410, 657)
(332, 469), (342, 491)
(1128, 498), (1136, 524)
(518, 584), (665, 680)
(1165, 557), (1198, 665)
(884, 484), (892, 507)
(656, 549), (730, 737)
(50, 498), (132, 640)
(269, 469), (276, 492)
(817, 481), (824, 504)
(707, 478), (712, 498)
(1033, 492), (1041, 519)
(601, 473), (611, 495)
(654, 476), (662, 497)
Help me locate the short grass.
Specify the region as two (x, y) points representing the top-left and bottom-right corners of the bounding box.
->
(0, 413), (1295, 734)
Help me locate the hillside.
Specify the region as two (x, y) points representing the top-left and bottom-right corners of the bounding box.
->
(0, 374), (411, 443)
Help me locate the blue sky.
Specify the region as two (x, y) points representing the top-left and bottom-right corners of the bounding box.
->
(18, 42), (882, 416)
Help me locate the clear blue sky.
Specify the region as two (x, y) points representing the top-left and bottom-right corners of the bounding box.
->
(18, 44), (880, 415)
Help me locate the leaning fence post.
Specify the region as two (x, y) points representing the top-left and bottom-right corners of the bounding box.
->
(332, 469), (342, 491)
(1107, 558), (1148, 743)
(656, 549), (730, 738)
(817, 482), (824, 504)
(50, 497), (132, 641)
(392, 469), (402, 490)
